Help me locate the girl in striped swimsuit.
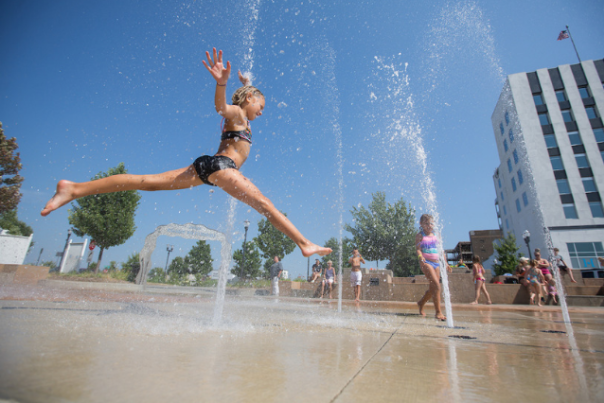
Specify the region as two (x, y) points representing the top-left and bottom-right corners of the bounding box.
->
(416, 214), (451, 321)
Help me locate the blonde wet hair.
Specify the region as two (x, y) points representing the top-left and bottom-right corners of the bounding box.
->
(231, 85), (264, 106)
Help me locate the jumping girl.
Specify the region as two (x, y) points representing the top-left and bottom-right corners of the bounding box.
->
(41, 48), (332, 258)
(470, 255), (492, 305)
(416, 214), (451, 321)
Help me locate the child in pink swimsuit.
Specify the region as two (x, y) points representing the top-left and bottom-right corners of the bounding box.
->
(470, 255), (492, 305)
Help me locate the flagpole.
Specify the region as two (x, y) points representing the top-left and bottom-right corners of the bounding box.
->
(566, 25), (581, 63)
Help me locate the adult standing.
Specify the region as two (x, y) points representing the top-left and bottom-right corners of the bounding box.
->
(269, 256), (283, 296)
(349, 248), (365, 302)
(552, 247), (577, 283)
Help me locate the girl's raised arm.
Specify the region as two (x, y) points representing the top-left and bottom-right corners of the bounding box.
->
(202, 48), (241, 119)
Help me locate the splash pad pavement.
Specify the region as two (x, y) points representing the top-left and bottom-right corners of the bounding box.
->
(0, 282), (603, 402)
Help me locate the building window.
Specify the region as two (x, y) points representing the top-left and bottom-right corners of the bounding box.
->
(498, 178), (502, 188)
(500, 123), (504, 135)
(561, 110), (574, 123)
(575, 153), (589, 169)
(500, 192), (504, 201)
(594, 128), (604, 143)
(509, 129), (515, 143)
(550, 156), (564, 171)
(544, 134), (557, 148)
(539, 113), (550, 125)
(503, 205), (507, 215)
(507, 159), (512, 173)
(503, 139), (508, 152)
(522, 192), (529, 206)
(513, 149), (519, 164)
(582, 178), (597, 193)
(563, 203), (579, 219)
(568, 131), (582, 146)
(516, 198), (521, 212)
(586, 107), (598, 120)
(512, 178), (517, 192)
(555, 90), (567, 102)
(518, 169), (524, 185)
(578, 87), (590, 99)
(533, 94), (544, 105)
(505, 219), (509, 229)
(505, 111), (510, 125)
(567, 242), (604, 269)
(590, 202), (604, 218)
(556, 179), (571, 195)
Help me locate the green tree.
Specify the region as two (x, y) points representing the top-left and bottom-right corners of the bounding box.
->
(0, 209), (33, 236)
(345, 192), (419, 277)
(167, 256), (188, 277)
(231, 241), (262, 279)
(254, 213), (296, 277)
(121, 253), (141, 282)
(68, 163), (141, 272)
(492, 233), (522, 275)
(185, 240), (213, 276)
(321, 237), (355, 268)
(40, 260), (57, 271)
(0, 122), (24, 214)
(148, 267), (166, 283)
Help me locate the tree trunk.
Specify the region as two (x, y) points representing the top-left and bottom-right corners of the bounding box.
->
(95, 247), (104, 274)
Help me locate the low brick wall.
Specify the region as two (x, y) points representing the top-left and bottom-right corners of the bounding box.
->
(0, 264), (50, 285)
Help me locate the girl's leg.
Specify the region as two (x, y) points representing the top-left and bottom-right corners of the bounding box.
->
(211, 169), (332, 257)
(417, 263), (433, 316)
(422, 265), (444, 320)
(471, 281), (481, 304)
(482, 283), (492, 304)
(42, 166), (202, 216)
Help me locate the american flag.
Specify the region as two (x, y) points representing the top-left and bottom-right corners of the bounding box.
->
(557, 30), (569, 41)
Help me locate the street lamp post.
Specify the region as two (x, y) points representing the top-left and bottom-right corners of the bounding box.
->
(58, 229), (73, 273)
(522, 230), (532, 260)
(239, 220), (250, 279)
(165, 244), (174, 275)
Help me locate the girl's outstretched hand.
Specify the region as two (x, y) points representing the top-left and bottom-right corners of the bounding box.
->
(202, 48), (231, 85)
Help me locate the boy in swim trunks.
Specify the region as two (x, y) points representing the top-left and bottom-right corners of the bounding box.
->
(349, 249), (365, 302)
(41, 48), (331, 259)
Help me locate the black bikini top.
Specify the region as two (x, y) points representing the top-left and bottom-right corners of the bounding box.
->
(221, 119), (252, 144)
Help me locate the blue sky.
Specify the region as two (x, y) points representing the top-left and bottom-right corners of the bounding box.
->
(1, 0), (603, 279)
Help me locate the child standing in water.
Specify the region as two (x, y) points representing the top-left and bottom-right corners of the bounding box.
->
(470, 255), (492, 305)
(41, 48), (331, 258)
(416, 214), (451, 321)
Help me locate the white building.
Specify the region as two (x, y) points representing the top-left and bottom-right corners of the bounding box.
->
(492, 59), (604, 272)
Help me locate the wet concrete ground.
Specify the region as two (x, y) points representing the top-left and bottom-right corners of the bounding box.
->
(0, 284), (603, 402)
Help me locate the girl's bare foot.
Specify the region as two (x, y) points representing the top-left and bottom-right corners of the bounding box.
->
(300, 243), (332, 257)
(417, 301), (426, 317)
(470, 301), (477, 305)
(571, 279), (577, 283)
(435, 313), (446, 321)
(41, 180), (76, 216)
(487, 301), (492, 305)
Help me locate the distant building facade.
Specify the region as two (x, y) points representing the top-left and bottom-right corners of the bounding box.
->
(492, 59), (604, 271)
(446, 229), (502, 268)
